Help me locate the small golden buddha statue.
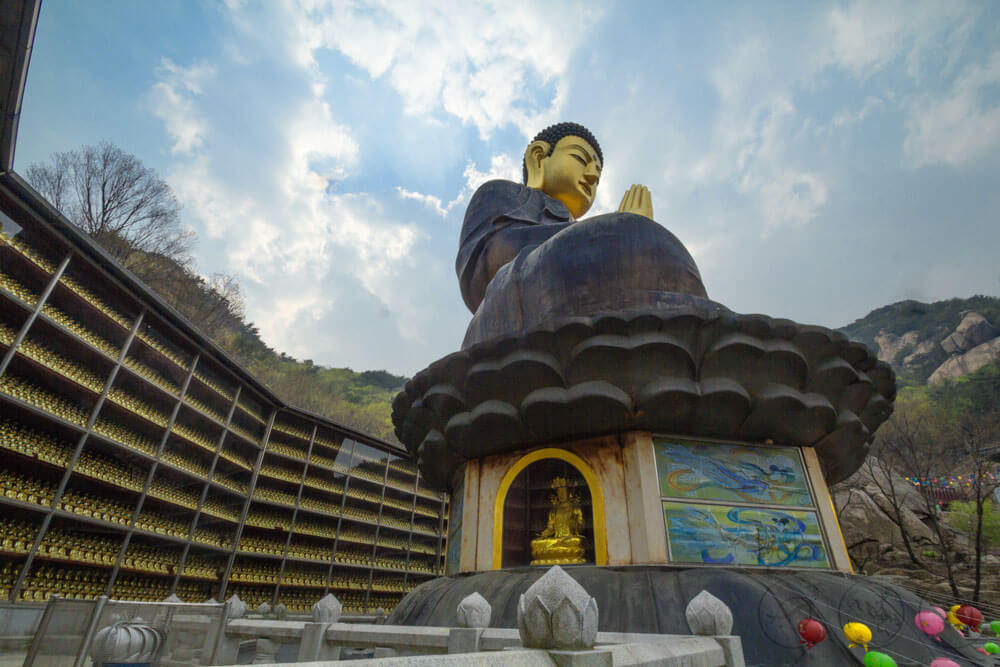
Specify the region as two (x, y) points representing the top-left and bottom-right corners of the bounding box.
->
(530, 477), (588, 565)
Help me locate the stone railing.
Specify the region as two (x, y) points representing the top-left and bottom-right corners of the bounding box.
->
(24, 567), (745, 666)
(214, 566), (745, 666)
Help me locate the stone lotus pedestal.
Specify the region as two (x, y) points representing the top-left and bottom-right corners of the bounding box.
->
(393, 303), (895, 573)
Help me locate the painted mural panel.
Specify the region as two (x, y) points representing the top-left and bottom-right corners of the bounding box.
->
(654, 439), (813, 507)
(662, 501), (829, 568)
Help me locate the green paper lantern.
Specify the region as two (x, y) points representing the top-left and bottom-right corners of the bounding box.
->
(984, 642), (1000, 655)
(863, 651), (897, 667)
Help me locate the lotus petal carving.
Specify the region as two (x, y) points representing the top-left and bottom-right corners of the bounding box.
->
(456, 592), (491, 628)
(517, 566), (597, 650)
(312, 593), (342, 623)
(393, 307), (895, 490)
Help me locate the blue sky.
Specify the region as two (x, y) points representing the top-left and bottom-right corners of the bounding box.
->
(14, 0), (1000, 375)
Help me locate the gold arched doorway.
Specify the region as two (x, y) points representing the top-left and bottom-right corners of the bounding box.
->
(492, 448), (607, 569)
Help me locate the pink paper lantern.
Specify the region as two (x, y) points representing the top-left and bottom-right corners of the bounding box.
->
(915, 610), (945, 641)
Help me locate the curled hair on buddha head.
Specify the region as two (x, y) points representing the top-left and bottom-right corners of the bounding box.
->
(521, 121), (604, 183)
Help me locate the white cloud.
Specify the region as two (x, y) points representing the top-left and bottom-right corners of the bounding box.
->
(148, 59), (215, 154)
(904, 49), (1000, 167)
(462, 153), (521, 192)
(397, 152), (521, 219)
(279, 0), (605, 138)
(827, 0), (977, 81)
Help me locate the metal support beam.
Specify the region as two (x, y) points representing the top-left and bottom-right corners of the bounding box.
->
(104, 353), (199, 595)
(273, 422), (317, 606)
(219, 408), (276, 597)
(324, 440), (357, 595)
(171, 384), (242, 597)
(0, 251), (71, 378)
(364, 456), (391, 613)
(11, 308), (145, 602)
(402, 474), (420, 588)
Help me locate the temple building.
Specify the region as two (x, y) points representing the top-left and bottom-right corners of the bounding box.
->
(0, 1), (447, 612)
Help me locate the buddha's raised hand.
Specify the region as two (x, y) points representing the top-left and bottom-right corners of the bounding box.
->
(617, 184), (653, 220)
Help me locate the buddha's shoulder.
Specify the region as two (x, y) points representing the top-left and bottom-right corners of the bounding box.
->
(468, 179), (533, 209)
(465, 179), (568, 225)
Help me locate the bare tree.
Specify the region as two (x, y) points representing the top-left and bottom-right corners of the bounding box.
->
(958, 410), (1000, 601)
(24, 141), (193, 270)
(872, 411), (963, 596)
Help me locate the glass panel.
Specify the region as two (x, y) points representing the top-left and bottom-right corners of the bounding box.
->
(662, 501), (829, 568)
(654, 439), (813, 507)
(28, 597), (95, 666)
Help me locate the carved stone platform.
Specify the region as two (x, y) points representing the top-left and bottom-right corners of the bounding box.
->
(387, 566), (979, 667)
(393, 305), (896, 490)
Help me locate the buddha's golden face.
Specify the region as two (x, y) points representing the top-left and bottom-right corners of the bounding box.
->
(539, 135), (602, 218)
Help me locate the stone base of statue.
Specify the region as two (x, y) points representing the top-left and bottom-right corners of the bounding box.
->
(392, 305), (900, 666)
(386, 566), (981, 667)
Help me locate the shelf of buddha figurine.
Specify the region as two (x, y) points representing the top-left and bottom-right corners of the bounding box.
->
(20, 562), (110, 601)
(0, 373), (93, 429)
(258, 461), (305, 486)
(0, 518), (42, 556)
(230, 561), (281, 584)
(178, 550), (223, 575)
(0, 326), (110, 399)
(218, 445), (253, 470)
(328, 576), (374, 592)
(190, 368), (235, 403)
(236, 534), (293, 556)
(0, 233), (61, 279)
(235, 398), (267, 426)
(266, 442), (311, 466)
(272, 422), (312, 443)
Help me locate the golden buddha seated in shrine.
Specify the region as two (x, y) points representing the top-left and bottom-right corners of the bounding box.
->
(530, 477), (589, 566)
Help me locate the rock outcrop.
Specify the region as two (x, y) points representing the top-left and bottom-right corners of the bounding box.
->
(861, 308), (1000, 385)
(940, 311), (999, 355)
(929, 336), (1000, 384)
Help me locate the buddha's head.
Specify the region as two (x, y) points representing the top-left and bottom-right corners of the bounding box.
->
(523, 122), (603, 218)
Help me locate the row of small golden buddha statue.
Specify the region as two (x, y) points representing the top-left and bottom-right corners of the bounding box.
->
(0, 417), (250, 521)
(2, 514), (221, 577)
(0, 420), (239, 522)
(0, 469), (232, 548)
(0, 368), (255, 486)
(0, 298), (262, 462)
(0, 233), (192, 376)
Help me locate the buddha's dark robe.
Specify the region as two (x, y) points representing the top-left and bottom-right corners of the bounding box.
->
(456, 180), (715, 348)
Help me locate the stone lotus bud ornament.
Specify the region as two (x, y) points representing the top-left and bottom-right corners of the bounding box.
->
(312, 593), (343, 623)
(162, 593), (182, 603)
(257, 601), (271, 616)
(517, 565), (598, 650)
(90, 621), (163, 664)
(685, 590), (734, 636)
(274, 603), (287, 619)
(457, 592), (491, 629)
(227, 594), (248, 619)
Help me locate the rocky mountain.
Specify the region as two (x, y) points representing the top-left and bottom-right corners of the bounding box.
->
(838, 295), (1000, 386)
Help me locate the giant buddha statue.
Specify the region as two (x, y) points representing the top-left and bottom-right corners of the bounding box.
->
(457, 122), (715, 347)
(391, 120), (909, 667)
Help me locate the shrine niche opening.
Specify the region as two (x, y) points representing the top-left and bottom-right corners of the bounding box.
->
(491, 448), (607, 569)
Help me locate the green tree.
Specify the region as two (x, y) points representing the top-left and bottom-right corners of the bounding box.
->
(947, 500), (1000, 549)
